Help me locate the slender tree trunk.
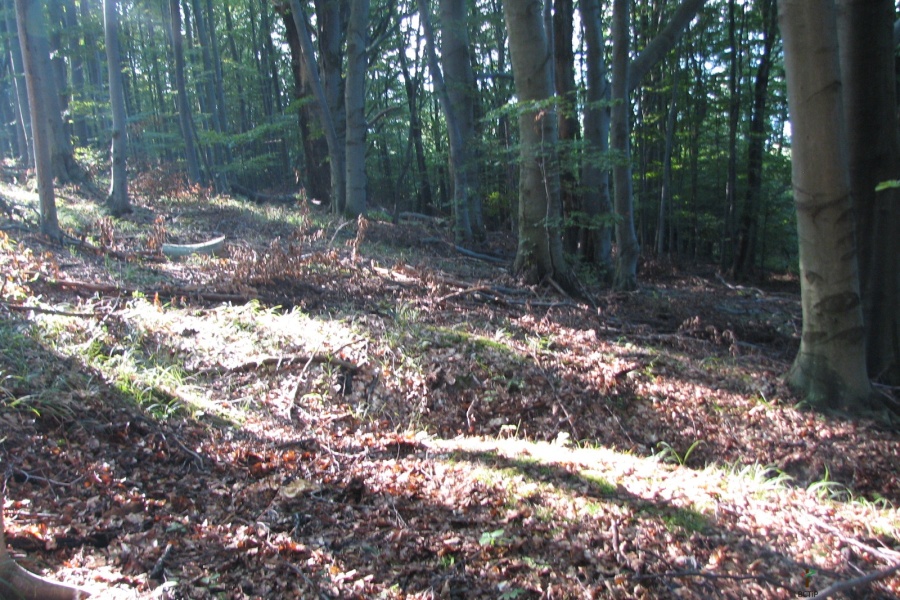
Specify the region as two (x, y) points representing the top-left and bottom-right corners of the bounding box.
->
(288, 0), (345, 211)
(104, 0), (129, 215)
(554, 0), (579, 255)
(657, 65), (679, 256)
(779, 0), (872, 411)
(502, 0), (576, 292)
(837, 0), (900, 386)
(223, 0), (249, 134)
(418, 0), (472, 243)
(398, 38), (433, 213)
(732, 0), (777, 279)
(343, 0), (368, 217)
(279, 4), (330, 202)
(61, 0), (88, 146)
(441, 0), (482, 236)
(168, 0), (202, 184)
(611, 0), (640, 290)
(722, 0), (740, 269)
(579, 0), (612, 277)
(2, 0), (32, 166)
(15, 0), (59, 238)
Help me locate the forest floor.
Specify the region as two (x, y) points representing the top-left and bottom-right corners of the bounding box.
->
(0, 173), (898, 599)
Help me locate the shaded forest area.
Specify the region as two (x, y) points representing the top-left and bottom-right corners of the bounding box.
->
(1, 0), (900, 598)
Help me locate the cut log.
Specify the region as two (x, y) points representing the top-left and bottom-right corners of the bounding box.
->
(162, 236), (226, 258)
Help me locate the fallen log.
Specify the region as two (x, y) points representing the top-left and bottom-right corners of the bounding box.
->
(162, 236), (226, 258)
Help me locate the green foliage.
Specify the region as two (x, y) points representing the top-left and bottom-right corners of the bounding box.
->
(654, 440), (704, 467)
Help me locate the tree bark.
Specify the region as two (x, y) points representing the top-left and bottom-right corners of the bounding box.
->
(579, 0), (612, 277)
(168, 0), (202, 184)
(502, 0), (576, 293)
(343, 0), (369, 217)
(779, 0), (872, 411)
(418, 0), (472, 243)
(15, 0), (59, 239)
(441, 0), (482, 236)
(287, 0), (346, 211)
(3, 0), (32, 166)
(837, 0), (900, 387)
(553, 0), (579, 255)
(104, 0), (130, 216)
(610, 0), (639, 290)
(732, 0), (777, 279)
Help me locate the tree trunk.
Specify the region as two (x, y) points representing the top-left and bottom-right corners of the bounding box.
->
(104, 0), (129, 216)
(722, 0), (741, 269)
(732, 0), (776, 279)
(441, 0), (482, 236)
(287, 0), (345, 211)
(2, 0), (32, 166)
(397, 37), (433, 213)
(168, 0), (202, 184)
(343, 0), (369, 217)
(579, 0), (612, 277)
(837, 0), (900, 387)
(610, 0), (640, 290)
(553, 0), (579, 255)
(280, 4), (331, 203)
(418, 0), (472, 243)
(502, 0), (576, 292)
(15, 0), (59, 239)
(779, 0), (872, 411)
(656, 65), (679, 256)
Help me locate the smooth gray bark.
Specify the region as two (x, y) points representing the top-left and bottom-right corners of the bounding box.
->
(579, 0), (612, 276)
(779, 0), (872, 411)
(502, 0), (576, 293)
(343, 0), (369, 217)
(288, 0), (345, 212)
(168, 0), (202, 184)
(15, 0), (59, 238)
(418, 0), (472, 243)
(104, 0), (129, 216)
(837, 0), (900, 386)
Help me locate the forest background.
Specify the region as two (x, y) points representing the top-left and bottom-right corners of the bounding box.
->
(0, 0), (899, 598)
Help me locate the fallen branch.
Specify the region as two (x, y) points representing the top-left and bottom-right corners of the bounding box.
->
(421, 237), (510, 265)
(1, 301), (103, 319)
(201, 353), (359, 376)
(231, 183), (299, 204)
(815, 562), (900, 599)
(629, 569), (797, 594)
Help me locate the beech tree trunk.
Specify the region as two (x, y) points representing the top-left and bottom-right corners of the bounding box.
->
(441, 0), (482, 236)
(610, 0), (639, 291)
(418, 0), (472, 243)
(579, 0), (613, 278)
(502, 0), (576, 292)
(104, 0), (129, 216)
(287, 0), (345, 211)
(343, 0), (369, 216)
(15, 0), (59, 238)
(168, 0), (202, 184)
(779, 0), (872, 411)
(837, 0), (900, 387)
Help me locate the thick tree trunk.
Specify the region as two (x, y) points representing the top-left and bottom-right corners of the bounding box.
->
(779, 0), (872, 411)
(502, 0), (576, 293)
(104, 0), (129, 216)
(343, 0), (369, 217)
(837, 0), (900, 387)
(579, 0), (612, 277)
(15, 0), (59, 239)
(656, 67), (678, 256)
